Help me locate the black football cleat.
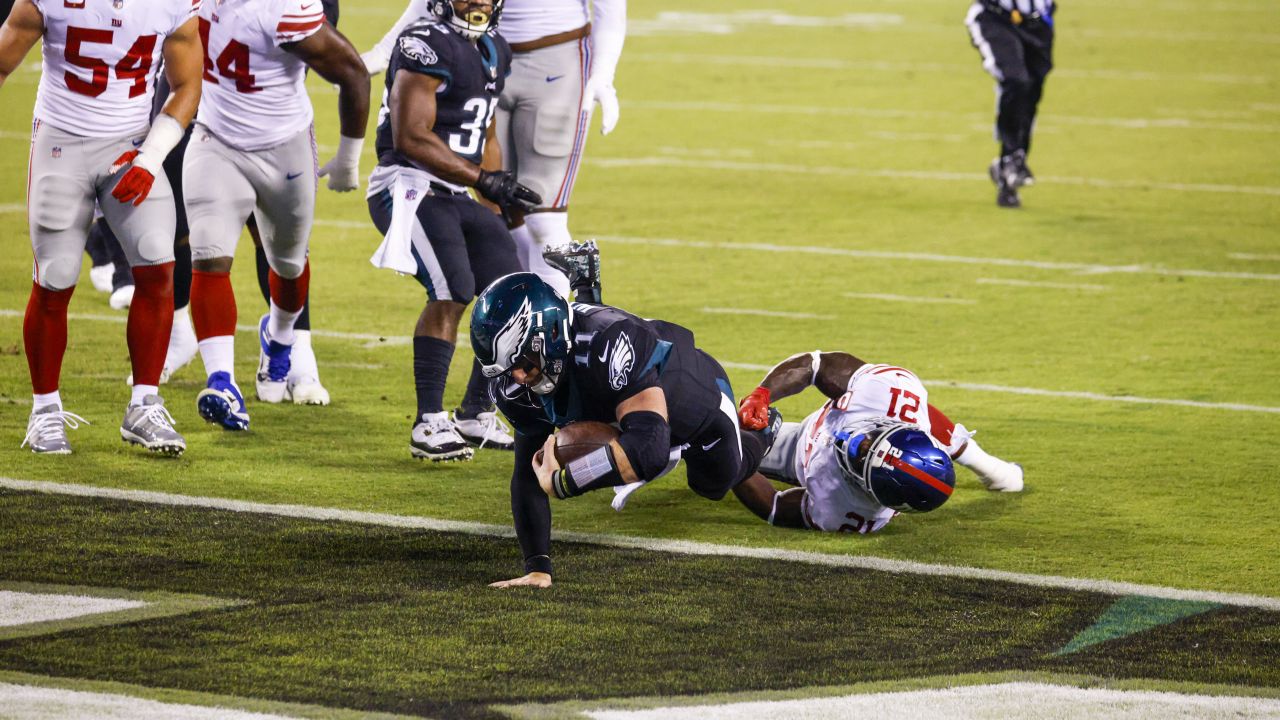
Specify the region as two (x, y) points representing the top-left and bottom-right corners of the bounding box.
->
(543, 240), (602, 304)
(990, 157), (1022, 208)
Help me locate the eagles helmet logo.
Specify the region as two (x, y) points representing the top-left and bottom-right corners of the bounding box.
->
(398, 35), (438, 66)
(484, 297), (533, 378)
(608, 333), (635, 391)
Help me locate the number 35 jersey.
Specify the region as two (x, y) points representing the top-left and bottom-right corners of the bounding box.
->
(32, 0), (197, 137)
(196, 0), (325, 151)
(375, 21), (512, 172)
(792, 364), (933, 533)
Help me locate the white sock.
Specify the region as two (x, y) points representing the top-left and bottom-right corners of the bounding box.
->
(955, 438), (1000, 475)
(510, 223), (539, 271)
(523, 212), (573, 298)
(198, 335), (236, 380)
(33, 391), (62, 411)
(130, 384), (157, 405)
(171, 305), (195, 343)
(288, 329), (320, 381)
(267, 301), (302, 346)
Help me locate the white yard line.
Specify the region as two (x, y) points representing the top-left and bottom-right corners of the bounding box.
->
(843, 292), (976, 305)
(976, 278), (1110, 291)
(591, 234), (1280, 282)
(3, 478), (1278, 611)
(0, 591), (146, 628)
(312, 218), (370, 229)
(1229, 252), (1280, 262)
(627, 99), (1280, 134)
(0, 203), (26, 214)
(0, 683), (302, 720)
(588, 155), (1280, 198)
(700, 307), (835, 320)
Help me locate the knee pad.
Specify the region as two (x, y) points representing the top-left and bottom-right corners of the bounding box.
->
(34, 256), (82, 291)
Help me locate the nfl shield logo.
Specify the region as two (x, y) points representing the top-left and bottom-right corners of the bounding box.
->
(406, 189), (418, 201)
(51, 147), (61, 158)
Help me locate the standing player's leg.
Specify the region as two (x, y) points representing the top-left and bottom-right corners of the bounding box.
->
(250, 222), (327, 404)
(97, 136), (185, 456)
(1018, 22), (1054, 181)
(925, 404), (1023, 492)
(161, 126), (198, 383)
(450, 203), (523, 451)
(184, 128), (256, 431)
(966, 5), (1030, 207)
(22, 122), (95, 453)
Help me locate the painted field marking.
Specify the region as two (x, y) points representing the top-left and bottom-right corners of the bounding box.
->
(4, 478), (1278, 611)
(0, 684), (304, 720)
(700, 307), (835, 320)
(627, 99), (1280, 134)
(843, 292), (976, 305)
(313, 218), (369, 229)
(0, 591), (145, 628)
(628, 52), (1270, 85)
(0, 203), (26, 214)
(589, 155), (1280, 198)
(976, 278), (1110, 291)
(591, 234), (1280, 282)
(1229, 252), (1280, 262)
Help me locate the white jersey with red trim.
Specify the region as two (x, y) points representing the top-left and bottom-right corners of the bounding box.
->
(32, 0), (198, 137)
(195, 0), (324, 151)
(792, 364), (934, 533)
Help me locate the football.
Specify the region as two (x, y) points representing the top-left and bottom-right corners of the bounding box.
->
(552, 421), (620, 465)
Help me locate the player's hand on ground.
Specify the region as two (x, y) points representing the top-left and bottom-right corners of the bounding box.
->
(581, 76), (619, 135)
(532, 433), (560, 497)
(739, 387), (772, 431)
(318, 155), (359, 192)
(108, 150), (156, 206)
(489, 572), (552, 589)
(475, 170), (541, 215)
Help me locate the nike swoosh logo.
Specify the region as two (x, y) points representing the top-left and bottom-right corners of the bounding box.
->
(286, 172), (303, 180)
(701, 438), (722, 451)
(132, 139), (144, 147)
(300, 2), (316, 9)
(545, 75), (565, 83)
(596, 341), (609, 363)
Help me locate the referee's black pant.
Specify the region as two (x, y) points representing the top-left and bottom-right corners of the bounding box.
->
(966, 4), (1054, 158)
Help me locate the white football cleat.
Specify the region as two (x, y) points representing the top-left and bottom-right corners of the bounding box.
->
(976, 460), (1024, 493)
(411, 412), (474, 462)
(89, 263), (115, 293)
(286, 376), (330, 406)
(451, 410), (514, 450)
(109, 284), (135, 310)
(255, 314), (292, 403)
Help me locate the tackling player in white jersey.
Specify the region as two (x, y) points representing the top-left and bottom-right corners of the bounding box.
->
(360, 0), (625, 302)
(0, 0), (202, 456)
(735, 351), (1024, 533)
(185, 0), (368, 432)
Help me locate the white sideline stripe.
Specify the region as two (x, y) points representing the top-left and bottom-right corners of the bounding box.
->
(591, 234), (1280, 282)
(976, 278), (1109, 291)
(701, 306), (835, 320)
(586, 683), (1280, 720)
(1229, 252), (1280, 262)
(628, 52), (1269, 85)
(312, 218), (369, 229)
(716, 363), (1280, 415)
(588, 156), (1280, 198)
(0, 591), (147, 627)
(0, 684), (302, 720)
(0, 203), (26, 214)
(3, 478), (1278, 611)
(628, 100), (1280, 134)
(844, 292), (976, 305)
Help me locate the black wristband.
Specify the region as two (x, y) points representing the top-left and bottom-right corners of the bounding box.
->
(524, 554), (553, 575)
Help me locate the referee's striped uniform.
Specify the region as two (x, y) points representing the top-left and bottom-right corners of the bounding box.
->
(966, 0), (1056, 206)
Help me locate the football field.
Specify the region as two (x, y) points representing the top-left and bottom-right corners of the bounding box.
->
(1, 0), (1279, 717)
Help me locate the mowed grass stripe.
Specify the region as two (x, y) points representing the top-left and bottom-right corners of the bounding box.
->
(5, 478), (1278, 611)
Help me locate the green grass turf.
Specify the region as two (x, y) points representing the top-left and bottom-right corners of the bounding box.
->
(1, 491), (1277, 718)
(0, 2), (1277, 708)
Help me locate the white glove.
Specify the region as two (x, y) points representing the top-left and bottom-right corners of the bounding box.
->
(318, 135), (364, 192)
(361, 49), (388, 76)
(580, 76), (619, 136)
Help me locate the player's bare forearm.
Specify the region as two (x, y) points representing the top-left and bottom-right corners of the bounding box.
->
(813, 352), (865, 399)
(476, 123), (503, 214)
(159, 17), (203, 126)
(0, 0), (44, 88)
(390, 71), (481, 186)
(286, 24), (370, 138)
(758, 351), (865, 401)
(733, 474), (806, 528)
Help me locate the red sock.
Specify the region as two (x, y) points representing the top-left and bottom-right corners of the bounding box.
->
(926, 403), (958, 454)
(23, 282), (75, 394)
(190, 269), (237, 340)
(268, 261), (310, 313)
(129, 263), (175, 387)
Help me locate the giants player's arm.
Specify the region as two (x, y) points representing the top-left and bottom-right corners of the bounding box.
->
(732, 473), (806, 528)
(390, 71), (483, 186)
(157, 17), (202, 127)
(0, 0), (44, 89)
(759, 351), (867, 401)
(285, 23), (370, 139)
(491, 427), (555, 589)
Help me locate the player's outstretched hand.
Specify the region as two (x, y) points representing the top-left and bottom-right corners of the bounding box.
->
(581, 76), (619, 135)
(318, 155), (359, 192)
(475, 170), (541, 215)
(739, 386), (772, 431)
(108, 150), (156, 207)
(489, 572), (552, 589)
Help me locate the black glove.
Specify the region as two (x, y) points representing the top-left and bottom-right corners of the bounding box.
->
(475, 170), (541, 216)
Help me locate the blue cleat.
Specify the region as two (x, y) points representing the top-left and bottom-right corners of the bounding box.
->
(196, 371), (250, 431)
(255, 314), (292, 403)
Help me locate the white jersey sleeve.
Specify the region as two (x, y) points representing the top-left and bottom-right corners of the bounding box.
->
(361, 0), (430, 75)
(195, 0), (320, 151)
(499, 0), (590, 44)
(32, 0), (197, 137)
(834, 364), (932, 437)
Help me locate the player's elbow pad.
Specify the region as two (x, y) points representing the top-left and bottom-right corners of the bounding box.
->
(616, 411), (671, 483)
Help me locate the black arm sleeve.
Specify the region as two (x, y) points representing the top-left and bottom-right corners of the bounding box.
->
(512, 429), (553, 575)
(617, 410), (672, 482)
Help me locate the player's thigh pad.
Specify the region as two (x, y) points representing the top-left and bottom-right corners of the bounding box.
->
(411, 194), (475, 302)
(95, 135), (176, 268)
(182, 128), (258, 262)
(504, 41), (590, 208)
(682, 391), (747, 500)
(757, 421), (804, 484)
(461, 203), (522, 295)
(27, 123), (98, 289)
(249, 128), (317, 280)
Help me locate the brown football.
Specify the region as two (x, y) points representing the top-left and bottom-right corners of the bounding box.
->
(553, 421), (620, 465)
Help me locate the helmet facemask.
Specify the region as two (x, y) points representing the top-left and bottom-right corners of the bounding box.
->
(430, 0), (503, 40)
